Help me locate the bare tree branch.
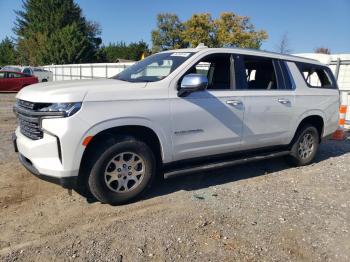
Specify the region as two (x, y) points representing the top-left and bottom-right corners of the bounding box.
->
(275, 32), (292, 54)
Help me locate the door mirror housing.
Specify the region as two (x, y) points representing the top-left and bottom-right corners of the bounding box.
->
(178, 73), (208, 97)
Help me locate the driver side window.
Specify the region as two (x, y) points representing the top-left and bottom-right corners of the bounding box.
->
(185, 53), (232, 90)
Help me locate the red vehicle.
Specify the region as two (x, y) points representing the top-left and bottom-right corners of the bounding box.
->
(0, 71), (38, 92)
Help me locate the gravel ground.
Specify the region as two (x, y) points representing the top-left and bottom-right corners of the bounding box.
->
(0, 93), (350, 262)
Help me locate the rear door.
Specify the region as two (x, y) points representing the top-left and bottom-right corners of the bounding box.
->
(7, 72), (24, 91)
(0, 72), (10, 91)
(236, 55), (296, 149)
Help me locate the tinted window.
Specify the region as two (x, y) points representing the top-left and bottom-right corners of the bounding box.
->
(279, 61), (294, 90)
(184, 53), (232, 90)
(241, 56), (278, 90)
(8, 72), (22, 78)
(297, 62), (335, 88)
(23, 68), (32, 75)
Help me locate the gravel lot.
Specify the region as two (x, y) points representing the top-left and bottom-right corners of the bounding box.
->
(0, 93), (350, 262)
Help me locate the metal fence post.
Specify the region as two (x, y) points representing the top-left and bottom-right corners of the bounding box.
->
(335, 58), (341, 81)
(91, 64), (94, 79)
(79, 65), (82, 79)
(105, 64), (108, 78)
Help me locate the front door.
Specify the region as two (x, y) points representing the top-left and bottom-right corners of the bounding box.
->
(170, 53), (245, 161)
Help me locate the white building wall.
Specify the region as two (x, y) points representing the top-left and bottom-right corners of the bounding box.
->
(43, 63), (134, 81)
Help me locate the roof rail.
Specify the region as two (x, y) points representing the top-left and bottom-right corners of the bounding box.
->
(196, 43), (208, 49)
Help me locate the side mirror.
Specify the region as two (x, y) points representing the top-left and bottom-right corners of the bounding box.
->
(178, 73), (208, 97)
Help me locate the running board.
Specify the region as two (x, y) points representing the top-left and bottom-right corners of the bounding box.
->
(164, 150), (290, 179)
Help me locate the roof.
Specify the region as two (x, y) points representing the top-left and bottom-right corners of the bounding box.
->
(161, 46), (323, 65)
(0, 70), (26, 75)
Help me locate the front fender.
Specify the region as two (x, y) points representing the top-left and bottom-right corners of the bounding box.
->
(75, 117), (172, 166)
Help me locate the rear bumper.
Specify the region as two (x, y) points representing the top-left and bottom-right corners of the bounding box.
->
(19, 153), (77, 189)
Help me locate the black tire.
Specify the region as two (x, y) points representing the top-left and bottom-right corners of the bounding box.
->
(88, 137), (156, 205)
(42, 79), (48, 82)
(287, 125), (319, 166)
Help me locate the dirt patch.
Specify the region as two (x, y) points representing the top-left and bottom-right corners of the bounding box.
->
(1, 93), (350, 261)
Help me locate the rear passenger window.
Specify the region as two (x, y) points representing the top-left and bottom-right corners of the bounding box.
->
(8, 73), (22, 78)
(297, 63), (334, 88)
(241, 56), (278, 90)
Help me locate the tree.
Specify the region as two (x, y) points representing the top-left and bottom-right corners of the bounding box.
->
(151, 13), (187, 52)
(182, 13), (217, 47)
(14, 0), (102, 65)
(151, 12), (268, 50)
(215, 12), (268, 49)
(0, 37), (17, 66)
(101, 41), (149, 62)
(275, 32), (292, 54)
(314, 47), (331, 54)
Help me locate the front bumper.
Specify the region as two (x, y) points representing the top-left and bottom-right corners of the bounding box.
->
(18, 153), (77, 189)
(14, 124), (82, 187)
(13, 133), (77, 189)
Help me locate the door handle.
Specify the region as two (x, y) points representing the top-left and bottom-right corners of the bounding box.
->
(278, 98), (290, 105)
(226, 100), (243, 106)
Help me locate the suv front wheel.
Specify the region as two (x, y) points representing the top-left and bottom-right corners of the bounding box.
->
(88, 137), (156, 205)
(287, 125), (320, 166)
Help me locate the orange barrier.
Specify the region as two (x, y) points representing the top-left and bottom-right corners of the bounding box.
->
(332, 105), (348, 140)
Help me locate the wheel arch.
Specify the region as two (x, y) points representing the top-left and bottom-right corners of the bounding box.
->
(75, 123), (167, 196)
(291, 114), (325, 145)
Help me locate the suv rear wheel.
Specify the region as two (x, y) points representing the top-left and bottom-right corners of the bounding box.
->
(88, 137), (156, 205)
(287, 125), (320, 166)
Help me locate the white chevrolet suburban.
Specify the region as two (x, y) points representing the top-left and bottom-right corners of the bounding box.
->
(13, 46), (339, 205)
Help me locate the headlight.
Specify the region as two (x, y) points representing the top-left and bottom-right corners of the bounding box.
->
(39, 102), (82, 117)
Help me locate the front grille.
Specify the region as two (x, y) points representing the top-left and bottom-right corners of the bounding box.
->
(15, 100), (44, 140)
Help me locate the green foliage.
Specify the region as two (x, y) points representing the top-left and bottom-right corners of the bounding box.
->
(151, 13), (187, 52)
(0, 37), (17, 66)
(182, 13), (217, 47)
(101, 41), (149, 62)
(14, 0), (102, 65)
(151, 12), (268, 50)
(215, 12), (268, 49)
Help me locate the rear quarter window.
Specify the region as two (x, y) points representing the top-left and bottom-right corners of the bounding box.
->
(296, 62), (336, 89)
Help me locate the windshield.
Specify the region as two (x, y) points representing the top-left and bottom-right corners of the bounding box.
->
(113, 52), (194, 82)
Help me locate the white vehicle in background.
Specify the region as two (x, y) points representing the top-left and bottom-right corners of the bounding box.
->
(1, 65), (53, 82)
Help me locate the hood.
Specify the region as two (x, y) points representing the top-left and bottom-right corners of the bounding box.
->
(16, 79), (148, 103)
